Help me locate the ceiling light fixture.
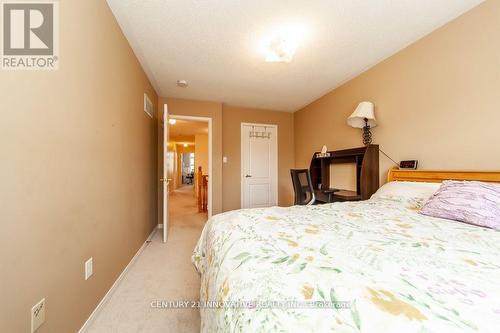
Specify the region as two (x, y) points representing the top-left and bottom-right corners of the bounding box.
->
(168, 118), (177, 125)
(183, 143), (188, 147)
(261, 26), (304, 63)
(176, 79), (188, 88)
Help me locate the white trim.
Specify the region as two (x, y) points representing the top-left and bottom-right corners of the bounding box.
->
(78, 226), (158, 333)
(240, 122), (279, 209)
(169, 114), (213, 218)
(163, 105), (169, 242)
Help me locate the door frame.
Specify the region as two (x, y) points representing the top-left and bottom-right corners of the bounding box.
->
(170, 114), (213, 218)
(240, 122), (278, 209)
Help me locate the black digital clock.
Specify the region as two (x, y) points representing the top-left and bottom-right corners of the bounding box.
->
(399, 160), (418, 170)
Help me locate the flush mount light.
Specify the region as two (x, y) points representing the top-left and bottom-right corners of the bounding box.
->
(183, 143), (188, 147)
(168, 118), (177, 125)
(176, 79), (188, 88)
(261, 26), (304, 63)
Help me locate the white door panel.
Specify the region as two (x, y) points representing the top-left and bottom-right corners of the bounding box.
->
(249, 140), (271, 178)
(241, 124), (278, 209)
(248, 183), (270, 207)
(162, 104), (169, 242)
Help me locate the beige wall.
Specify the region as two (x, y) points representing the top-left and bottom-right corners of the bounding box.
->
(194, 134), (209, 194)
(158, 97), (223, 217)
(0, 1), (158, 332)
(222, 105), (295, 211)
(294, 0), (500, 183)
(195, 134), (209, 176)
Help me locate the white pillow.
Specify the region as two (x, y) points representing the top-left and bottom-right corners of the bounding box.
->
(371, 181), (441, 201)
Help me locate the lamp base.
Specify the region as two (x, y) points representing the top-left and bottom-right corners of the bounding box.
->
(362, 118), (372, 146)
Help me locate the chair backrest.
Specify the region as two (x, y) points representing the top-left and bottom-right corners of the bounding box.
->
(290, 169), (315, 205)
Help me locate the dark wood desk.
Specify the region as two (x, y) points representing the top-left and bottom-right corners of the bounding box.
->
(333, 190), (362, 201)
(314, 188), (339, 203)
(315, 189), (362, 203)
(310, 145), (379, 202)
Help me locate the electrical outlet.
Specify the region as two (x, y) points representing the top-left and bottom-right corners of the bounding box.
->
(85, 257), (93, 280)
(31, 298), (45, 333)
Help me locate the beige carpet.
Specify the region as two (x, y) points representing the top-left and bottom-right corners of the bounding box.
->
(85, 185), (206, 333)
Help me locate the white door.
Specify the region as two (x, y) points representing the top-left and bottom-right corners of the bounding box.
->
(162, 104), (169, 242)
(241, 123), (278, 208)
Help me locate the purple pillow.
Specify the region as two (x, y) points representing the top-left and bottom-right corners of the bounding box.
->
(420, 180), (500, 230)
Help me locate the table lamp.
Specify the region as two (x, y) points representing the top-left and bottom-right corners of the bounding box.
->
(347, 101), (377, 146)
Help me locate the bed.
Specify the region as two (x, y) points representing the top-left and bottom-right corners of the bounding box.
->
(192, 169), (500, 333)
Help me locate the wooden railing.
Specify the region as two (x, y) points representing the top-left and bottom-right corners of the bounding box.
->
(197, 166), (208, 212)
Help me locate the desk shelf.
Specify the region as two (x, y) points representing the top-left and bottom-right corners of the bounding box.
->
(310, 145), (379, 202)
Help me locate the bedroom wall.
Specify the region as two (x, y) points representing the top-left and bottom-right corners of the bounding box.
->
(294, 0), (500, 183)
(0, 1), (158, 333)
(222, 105), (295, 211)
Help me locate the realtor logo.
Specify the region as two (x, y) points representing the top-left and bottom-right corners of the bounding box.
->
(1, 1), (59, 69)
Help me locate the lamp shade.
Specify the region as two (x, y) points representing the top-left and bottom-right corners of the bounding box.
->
(347, 102), (377, 128)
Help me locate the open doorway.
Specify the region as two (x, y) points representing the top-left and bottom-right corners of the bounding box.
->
(161, 112), (212, 242)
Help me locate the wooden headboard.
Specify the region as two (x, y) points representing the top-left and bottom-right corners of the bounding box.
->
(387, 167), (500, 184)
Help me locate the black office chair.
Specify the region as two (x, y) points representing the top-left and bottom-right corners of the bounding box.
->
(290, 169), (316, 205)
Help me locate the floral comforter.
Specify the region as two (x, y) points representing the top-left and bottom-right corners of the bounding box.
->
(192, 197), (500, 333)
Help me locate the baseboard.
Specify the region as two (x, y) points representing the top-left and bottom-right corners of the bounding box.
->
(78, 225), (159, 332)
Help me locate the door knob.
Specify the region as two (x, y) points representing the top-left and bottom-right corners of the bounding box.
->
(245, 174), (252, 178)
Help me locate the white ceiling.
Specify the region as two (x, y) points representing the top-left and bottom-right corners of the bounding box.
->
(169, 119), (208, 144)
(107, 0), (483, 112)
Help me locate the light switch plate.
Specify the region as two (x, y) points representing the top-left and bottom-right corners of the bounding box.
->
(85, 257), (93, 280)
(31, 298), (45, 333)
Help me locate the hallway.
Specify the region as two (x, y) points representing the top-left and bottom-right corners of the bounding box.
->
(169, 185), (207, 230)
(85, 186), (206, 333)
